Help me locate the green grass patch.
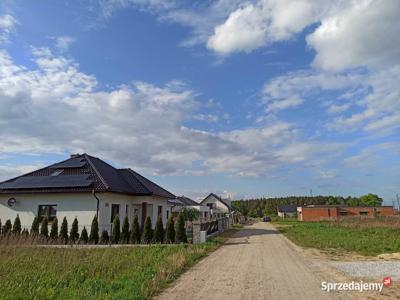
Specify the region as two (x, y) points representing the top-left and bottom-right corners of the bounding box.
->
(0, 243), (219, 300)
(274, 220), (400, 256)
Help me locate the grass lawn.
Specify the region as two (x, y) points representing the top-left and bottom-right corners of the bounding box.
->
(0, 230), (237, 300)
(274, 219), (400, 256)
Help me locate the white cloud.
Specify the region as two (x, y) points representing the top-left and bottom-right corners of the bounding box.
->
(0, 48), (344, 177)
(55, 36), (76, 52)
(0, 14), (16, 44)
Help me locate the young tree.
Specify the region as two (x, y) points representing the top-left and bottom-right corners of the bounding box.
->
(165, 216), (175, 244)
(121, 216), (130, 244)
(3, 219), (12, 234)
(0, 219), (2, 235)
(49, 217), (58, 240)
(80, 227), (89, 244)
(141, 216), (153, 244)
(12, 214), (22, 235)
(130, 214), (141, 244)
(30, 217), (39, 235)
(100, 230), (109, 244)
(111, 215), (120, 244)
(59, 217), (68, 244)
(40, 216), (49, 238)
(359, 193), (383, 207)
(70, 217), (79, 243)
(89, 215), (99, 244)
(153, 216), (164, 243)
(175, 213), (187, 243)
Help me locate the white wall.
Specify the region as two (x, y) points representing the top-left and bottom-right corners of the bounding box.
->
(0, 192), (172, 234)
(0, 193), (96, 232)
(201, 195), (230, 215)
(95, 193), (172, 232)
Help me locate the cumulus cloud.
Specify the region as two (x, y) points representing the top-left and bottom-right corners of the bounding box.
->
(0, 48), (343, 177)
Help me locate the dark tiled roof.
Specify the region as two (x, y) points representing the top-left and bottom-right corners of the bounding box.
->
(200, 193), (231, 210)
(175, 196), (199, 206)
(277, 205), (297, 213)
(0, 154), (175, 198)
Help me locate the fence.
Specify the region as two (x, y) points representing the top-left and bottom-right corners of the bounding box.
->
(192, 217), (230, 244)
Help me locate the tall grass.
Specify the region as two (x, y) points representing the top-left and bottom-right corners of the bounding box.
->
(0, 243), (218, 299)
(276, 220), (400, 256)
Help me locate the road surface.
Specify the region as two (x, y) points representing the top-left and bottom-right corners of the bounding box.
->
(156, 222), (345, 300)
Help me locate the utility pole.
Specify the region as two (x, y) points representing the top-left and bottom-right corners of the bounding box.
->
(396, 194), (400, 211)
(310, 189), (313, 197)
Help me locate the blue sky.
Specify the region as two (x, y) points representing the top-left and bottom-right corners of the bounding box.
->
(0, 0), (399, 203)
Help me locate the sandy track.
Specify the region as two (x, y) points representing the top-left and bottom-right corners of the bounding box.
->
(156, 222), (346, 300)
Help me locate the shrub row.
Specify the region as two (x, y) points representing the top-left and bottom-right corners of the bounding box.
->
(0, 213), (187, 245)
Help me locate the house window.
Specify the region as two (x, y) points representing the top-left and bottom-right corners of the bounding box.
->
(158, 206), (162, 217)
(125, 204), (128, 216)
(166, 210), (169, 219)
(38, 205), (57, 222)
(204, 212), (208, 218)
(207, 203), (213, 210)
(111, 204), (120, 222)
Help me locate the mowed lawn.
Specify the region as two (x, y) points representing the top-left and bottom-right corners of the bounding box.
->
(0, 242), (219, 300)
(275, 219), (400, 256)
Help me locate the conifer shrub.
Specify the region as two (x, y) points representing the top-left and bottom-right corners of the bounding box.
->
(165, 216), (175, 244)
(40, 216), (49, 238)
(0, 219), (2, 235)
(175, 213), (187, 243)
(3, 219), (12, 234)
(89, 215), (99, 244)
(59, 217), (68, 244)
(100, 230), (109, 244)
(70, 217), (79, 243)
(111, 215), (121, 244)
(49, 217), (58, 240)
(141, 216), (153, 244)
(121, 216), (130, 244)
(130, 214), (141, 244)
(153, 216), (164, 243)
(12, 215), (21, 235)
(80, 227), (88, 244)
(31, 217), (39, 235)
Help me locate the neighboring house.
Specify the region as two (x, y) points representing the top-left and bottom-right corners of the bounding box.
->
(170, 196), (211, 219)
(297, 205), (395, 222)
(0, 154), (175, 233)
(200, 193), (231, 218)
(277, 205), (297, 218)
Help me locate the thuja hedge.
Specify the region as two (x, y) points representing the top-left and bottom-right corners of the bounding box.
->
(0, 214), (188, 245)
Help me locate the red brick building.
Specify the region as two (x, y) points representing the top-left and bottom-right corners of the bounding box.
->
(297, 205), (395, 222)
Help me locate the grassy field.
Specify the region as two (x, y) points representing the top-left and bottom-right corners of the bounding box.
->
(274, 218), (400, 256)
(0, 231), (237, 300)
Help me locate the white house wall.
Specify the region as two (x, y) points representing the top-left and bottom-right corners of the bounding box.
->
(202, 195), (230, 214)
(0, 193), (97, 232)
(0, 192), (172, 234)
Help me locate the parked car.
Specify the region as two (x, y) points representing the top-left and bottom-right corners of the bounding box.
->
(263, 216), (271, 222)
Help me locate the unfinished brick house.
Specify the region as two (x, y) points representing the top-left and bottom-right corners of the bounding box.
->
(297, 205), (395, 222)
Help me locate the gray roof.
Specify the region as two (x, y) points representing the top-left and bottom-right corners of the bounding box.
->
(175, 196), (199, 206)
(0, 153), (175, 198)
(277, 205), (297, 213)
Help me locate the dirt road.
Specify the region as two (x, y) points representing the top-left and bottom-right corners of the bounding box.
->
(156, 222), (346, 300)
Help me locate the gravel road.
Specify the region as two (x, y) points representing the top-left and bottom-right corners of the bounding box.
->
(156, 222), (346, 300)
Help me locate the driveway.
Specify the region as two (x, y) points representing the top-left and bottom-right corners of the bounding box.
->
(156, 222), (347, 300)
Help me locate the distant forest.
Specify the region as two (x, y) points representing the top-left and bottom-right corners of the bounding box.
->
(232, 194), (383, 217)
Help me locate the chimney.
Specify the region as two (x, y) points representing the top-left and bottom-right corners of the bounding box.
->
(70, 153), (81, 158)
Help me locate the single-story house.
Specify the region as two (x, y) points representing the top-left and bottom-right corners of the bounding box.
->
(277, 205), (297, 218)
(297, 205), (395, 222)
(200, 193), (231, 218)
(0, 153), (176, 233)
(170, 196), (211, 219)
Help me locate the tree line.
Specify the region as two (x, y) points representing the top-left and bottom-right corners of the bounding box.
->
(232, 194), (384, 217)
(0, 213), (188, 245)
